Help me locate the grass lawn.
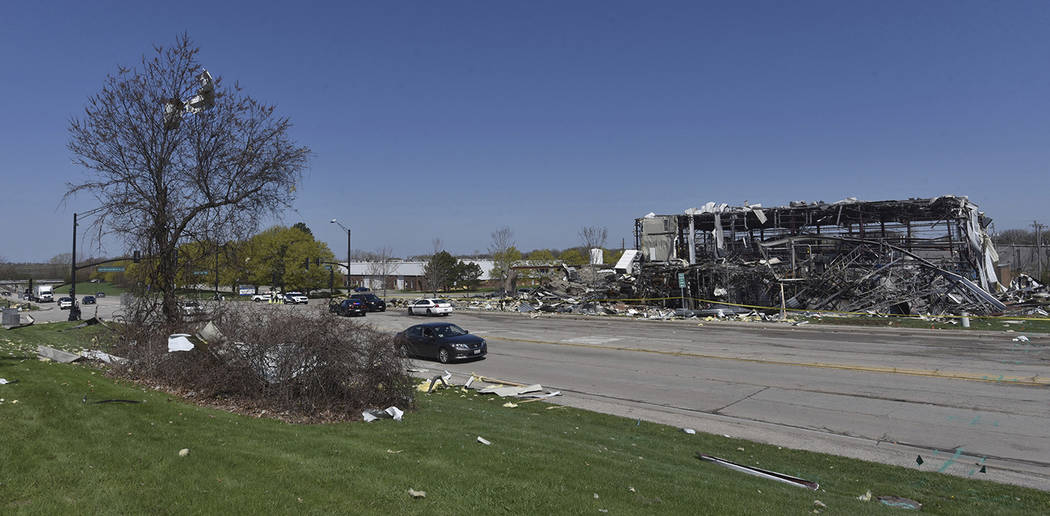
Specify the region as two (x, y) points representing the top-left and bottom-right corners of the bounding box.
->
(53, 282), (124, 297)
(802, 314), (1050, 334)
(2, 324), (1048, 514)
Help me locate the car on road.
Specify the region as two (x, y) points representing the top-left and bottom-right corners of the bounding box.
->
(407, 298), (453, 316)
(350, 293), (386, 312)
(396, 322), (486, 363)
(82, 295), (96, 305)
(285, 292), (309, 304)
(95, 292), (106, 298)
(329, 298), (366, 317)
(353, 286), (371, 293)
(58, 297), (74, 310)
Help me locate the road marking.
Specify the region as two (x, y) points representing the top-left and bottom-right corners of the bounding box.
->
(479, 334), (1050, 387)
(563, 336), (622, 345)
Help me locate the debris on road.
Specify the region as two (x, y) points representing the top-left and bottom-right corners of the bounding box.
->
(696, 453), (819, 490)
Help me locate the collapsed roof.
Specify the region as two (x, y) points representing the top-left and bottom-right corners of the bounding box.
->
(635, 196), (1005, 315)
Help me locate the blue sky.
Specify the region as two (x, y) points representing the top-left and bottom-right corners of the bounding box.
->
(1, 1), (1047, 262)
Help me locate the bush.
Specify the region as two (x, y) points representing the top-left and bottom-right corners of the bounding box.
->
(113, 304), (414, 422)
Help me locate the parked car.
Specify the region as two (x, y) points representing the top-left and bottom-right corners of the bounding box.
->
(407, 298), (453, 316)
(251, 293), (269, 302)
(285, 292), (309, 304)
(396, 322), (486, 363)
(330, 298), (366, 317)
(82, 295), (96, 305)
(350, 293), (386, 312)
(58, 297), (74, 310)
(353, 286), (371, 293)
(181, 300), (203, 316)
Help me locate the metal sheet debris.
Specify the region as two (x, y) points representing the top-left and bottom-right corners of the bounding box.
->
(877, 496), (922, 510)
(696, 453), (819, 490)
(408, 489), (426, 499)
(37, 345), (82, 363)
(362, 406), (404, 422)
(167, 334), (196, 352)
(477, 436), (491, 445)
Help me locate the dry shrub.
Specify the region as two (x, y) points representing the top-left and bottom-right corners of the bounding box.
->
(113, 304), (414, 422)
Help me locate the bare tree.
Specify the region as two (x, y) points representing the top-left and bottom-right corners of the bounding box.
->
(489, 227), (519, 293)
(66, 35), (309, 321)
(366, 245), (399, 297)
(579, 225), (608, 254)
(579, 225), (608, 285)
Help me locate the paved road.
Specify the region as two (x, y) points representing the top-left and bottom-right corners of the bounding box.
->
(363, 309), (1050, 491)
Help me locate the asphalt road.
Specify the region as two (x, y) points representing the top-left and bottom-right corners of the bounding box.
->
(18, 297), (1050, 490)
(364, 309), (1050, 491)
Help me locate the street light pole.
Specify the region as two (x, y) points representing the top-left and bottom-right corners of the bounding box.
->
(69, 212), (80, 321)
(331, 219), (351, 291)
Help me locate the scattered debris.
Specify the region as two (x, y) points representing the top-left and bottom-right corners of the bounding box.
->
(858, 490), (872, 502)
(407, 488), (426, 499)
(682, 428), (696, 434)
(80, 350), (126, 364)
(479, 384), (543, 397)
(418, 375), (450, 393)
(593, 493), (600, 499)
(37, 345), (81, 363)
(178, 448), (190, 457)
(0, 378), (12, 385)
(877, 496), (922, 510)
(477, 436), (491, 445)
(1012, 336), (1030, 343)
(502, 402), (519, 408)
(386, 449), (402, 454)
(696, 453), (819, 490)
(362, 406), (404, 422)
(167, 334), (196, 352)
(814, 500), (827, 509)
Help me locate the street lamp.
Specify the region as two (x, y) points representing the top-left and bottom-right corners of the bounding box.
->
(330, 218), (350, 290)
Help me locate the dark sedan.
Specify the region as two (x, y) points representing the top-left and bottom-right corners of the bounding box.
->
(330, 298), (367, 317)
(82, 295), (96, 305)
(350, 293), (386, 312)
(396, 322), (487, 364)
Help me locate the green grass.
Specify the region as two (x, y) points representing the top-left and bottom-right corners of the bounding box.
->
(2, 324), (1048, 514)
(803, 314), (1050, 334)
(53, 282), (124, 297)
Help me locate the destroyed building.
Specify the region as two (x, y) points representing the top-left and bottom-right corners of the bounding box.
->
(634, 196), (1007, 316)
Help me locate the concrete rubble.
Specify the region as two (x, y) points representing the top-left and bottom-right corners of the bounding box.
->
(452, 196), (1048, 321)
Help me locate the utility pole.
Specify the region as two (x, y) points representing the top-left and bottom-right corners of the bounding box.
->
(69, 213), (80, 321)
(1034, 221), (1045, 281)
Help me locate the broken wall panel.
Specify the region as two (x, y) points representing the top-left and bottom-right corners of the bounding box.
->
(634, 196), (1005, 315)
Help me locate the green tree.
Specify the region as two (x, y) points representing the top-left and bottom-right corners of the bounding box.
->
(526, 249), (555, 261)
(455, 261), (483, 289)
(560, 248), (587, 266)
(244, 226), (335, 292)
(423, 251), (458, 293)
